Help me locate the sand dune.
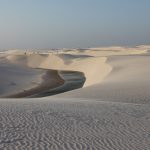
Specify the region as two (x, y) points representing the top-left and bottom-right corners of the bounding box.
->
(6, 52), (112, 87)
(0, 57), (86, 98)
(0, 45), (150, 149)
(56, 55), (150, 104)
(61, 46), (148, 57)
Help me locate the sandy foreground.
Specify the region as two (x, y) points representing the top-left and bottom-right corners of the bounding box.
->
(0, 46), (150, 149)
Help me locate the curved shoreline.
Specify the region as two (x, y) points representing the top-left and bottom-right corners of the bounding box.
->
(34, 70), (86, 97)
(5, 69), (64, 98)
(4, 69), (86, 98)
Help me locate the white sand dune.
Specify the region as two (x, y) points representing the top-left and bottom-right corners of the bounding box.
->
(6, 53), (112, 87)
(56, 55), (150, 104)
(39, 55), (112, 87)
(0, 45), (150, 149)
(61, 46), (148, 57)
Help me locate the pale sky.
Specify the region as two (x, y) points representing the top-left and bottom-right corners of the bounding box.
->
(0, 0), (150, 49)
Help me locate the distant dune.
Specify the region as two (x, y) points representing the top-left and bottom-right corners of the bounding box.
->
(0, 45), (150, 149)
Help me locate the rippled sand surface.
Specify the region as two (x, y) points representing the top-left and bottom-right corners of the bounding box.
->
(0, 99), (150, 150)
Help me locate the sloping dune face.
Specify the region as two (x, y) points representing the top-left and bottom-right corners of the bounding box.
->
(53, 46), (150, 104)
(58, 55), (150, 103)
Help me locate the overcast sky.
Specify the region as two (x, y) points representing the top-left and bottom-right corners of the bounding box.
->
(0, 0), (150, 49)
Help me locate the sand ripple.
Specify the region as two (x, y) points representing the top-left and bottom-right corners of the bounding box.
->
(0, 100), (150, 150)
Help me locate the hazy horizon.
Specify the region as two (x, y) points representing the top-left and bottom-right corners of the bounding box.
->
(0, 0), (150, 49)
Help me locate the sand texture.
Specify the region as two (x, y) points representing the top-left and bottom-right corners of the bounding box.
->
(0, 99), (150, 150)
(0, 45), (150, 149)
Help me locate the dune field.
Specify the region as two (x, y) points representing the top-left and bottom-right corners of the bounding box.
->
(0, 46), (150, 149)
